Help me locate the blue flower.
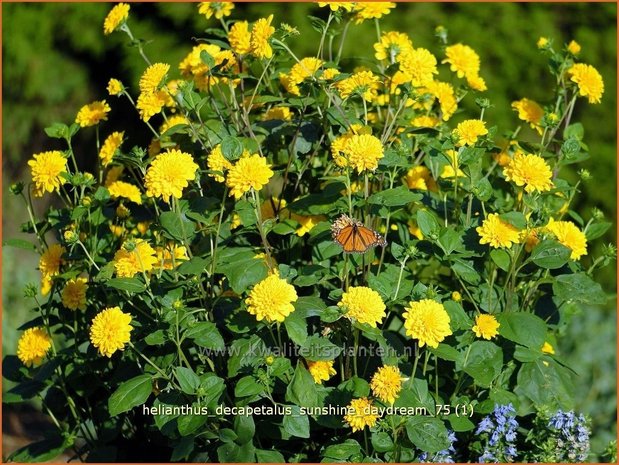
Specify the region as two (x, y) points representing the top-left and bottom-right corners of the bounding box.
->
(547, 410), (590, 462)
(476, 404), (519, 463)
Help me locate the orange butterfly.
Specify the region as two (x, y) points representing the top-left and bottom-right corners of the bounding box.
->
(331, 214), (387, 254)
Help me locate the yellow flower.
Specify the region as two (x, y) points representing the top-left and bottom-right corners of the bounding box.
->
(338, 286), (386, 328)
(136, 90), (168, 121)
(108, 181), (142, 204)
(159, 114), (189, 134)
(568, 63), (604, 104)
(28, 151), (68, 197)
(198, 2), (234, 19)
(155, 244), (189, 270)
(542, 341), (555, 355)
(263, 106), (292, 121)
(443, 43), (481, 79)
(99, 131), (124, 166)
(230, 213), (242, 229)
(407, 219), (423, 240)
(145, 149), (199, 203)
(545, 218), (587, 260)
(512, 98), (544, 133)
(17, 328), (52, 367)
(281, 57), (324, 95)
(105, 165), (124, 186)
(374, 31), (413, 62)
(335, 70), (380, 102)
(567, 40), (581, 55)
(521, 227), (541, 252)
(353, 2), (396, 24)
(291, 213), (325, 237)
(307, 360), (336, 384)
(317, 2), (355, 11)
(107, 78), (123, 96)
(472, 314), (500, 340)
(75, 100), (110, 127)
(476, 213), (520, 249)
(403, 166), (437, 191)
(451, 291), (462, 302)
(424, 81), (457, 121)
(103, 3), (130, 35)
(403, 299), (452, 348)
(139, 63), (170, 93)
(334, 133), (384, 173)
(229, 20), (252, 54)
(226, 153), (274, 199)
(398, 48), (438, 87)
(453, 119), (488, 146)
(250, 15), (275, 59)
(440, 149), (465, 179)
(411, 115), (440, 128)
(61, 277), (88, 311)
(90, 307), (132, 357)
(370, 365), (402, 404)
(537, 37), (549, 48)
(39, 244), (65, 286)
(207, 144), (234, 183)
(246, 273), (298, 323)
(503, 152), (553, 193)
(113, 239), (158, 277)
(116, 204), (130, 219)
(344, 397), (379, 431)
(467, 74), (487, 92)
(321, 68), (340, 80)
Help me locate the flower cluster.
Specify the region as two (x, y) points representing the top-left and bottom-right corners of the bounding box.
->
(547, 410), (591, 462)
(476, 404), (519, 463)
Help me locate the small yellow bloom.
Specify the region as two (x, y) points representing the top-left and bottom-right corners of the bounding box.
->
(503, 152), (553, 194)
(344, 397), (379, 432)
(545, 218), (587, 260)
(398, 48), (438, 87)
(159, 114), (189, 134)
(307, 360), (336, 384)
(228, 20), (252, 54)
(198, 2), (234, 20)
(370, 365), (403, 404)
(477, 213), (520, 249)
(139, 63), (170, 94)
(335, 70), (380, 102)
(541, 341), (555, 355)
(338, 286), (386, 328)
(136, 90), (169, 121)
(245, 273), (298, 323)
(28, 151), (68, 197)
(472, 314), (500, 340)
(512, 98), (544, 134)
(467, 74), (487, 92)
(440, 149), (465, 179)
(145, 149), (199, 203)
(353, 2), (396, 24)
(207, 144), (234, 183)
(333, 133), (384, 173)
(453, 119), (488, 146)
(537, 37), (549, 49)
(75, 100), (111, 127)
(403, 299), (452, 348)
(451, 291), (462, 302)
(263, 106), (292, 121)
(39, 244), (65, 294)
(443, 43), (481, 79)
(90, 307), (132, 357)
(107, 78), (123, 96)
(108, 181), (142, 204)
(424, 81), (457, 121)
(250, 15), (275, 59)
(61, 277), (88, 311)
(226, 153), (274, 199)
(317, 2), (355, 12)
(411, 115), (440, 128)
(407, 219), (423, 240)
(403, 166), (437, 191)
(155, 244), (189, 270)
(374, 31), (413, 62)
(103, 3), (130, 35)
(116, 204), (130, 219)
(99, 131), (124, 167)
(568, 63), (604, 104)
(17, 327), (52, 367)
(113, 239), (158, 278)
(105, 165), (124, 187)
(567, 40), (581, 55)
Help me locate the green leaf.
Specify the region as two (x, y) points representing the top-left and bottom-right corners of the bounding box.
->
(437, 227), (462, 255)
(490, 249), (511, 271)
(3, 238), (37, 252)
(323, 441), (362, 460)
(286, 362), (319, 407)
(563, 122), (584, 140)
(405, 417), (450, 453)
(177, 411), (207, 436)
(585, 222), (611, 241)
(218, 249), (269, 293)
(184, 322), (225, 350)
(529, 240), (571, 269)
(106, 277), (146, 293)
(221, 136), (244, 161)
(447, 414), (476, 432)
(500, 211), (527, 229)
(516, 360), (574, 409)
(458, 341), (503, 388)
(284, 310), (308, 346)
(300, 335), (341, 361)
(108, 375), (152, 416)
(443, 301), (473, 331)
(367, 186), (422, 207)
(255, 449), (286, 463)
(44, 122), (70, 139)
(417, 210), (440, 238)
(175, 367), (200, 395)
(451, 259), (481, 284)
(395, 378), (435, 414)
(159, 211), (195, 242)
(283, 408), (310, 438)
(371, 431), (394, 453)
(497, 312), (546, 348)
(235, 376), (264, 397)
(8, 434), (72, 463)
(217, 441), (256, 462)
(553, 272), (607, 305)
(171, 436), (194, 461)
(234, 414), (255, 444)
(200, 374), (226, 406)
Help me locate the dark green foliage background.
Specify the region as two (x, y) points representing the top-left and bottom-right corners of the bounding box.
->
(2, 2), (616, 457)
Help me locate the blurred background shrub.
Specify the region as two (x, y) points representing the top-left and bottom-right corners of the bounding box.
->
(2, 2), (616, 458)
